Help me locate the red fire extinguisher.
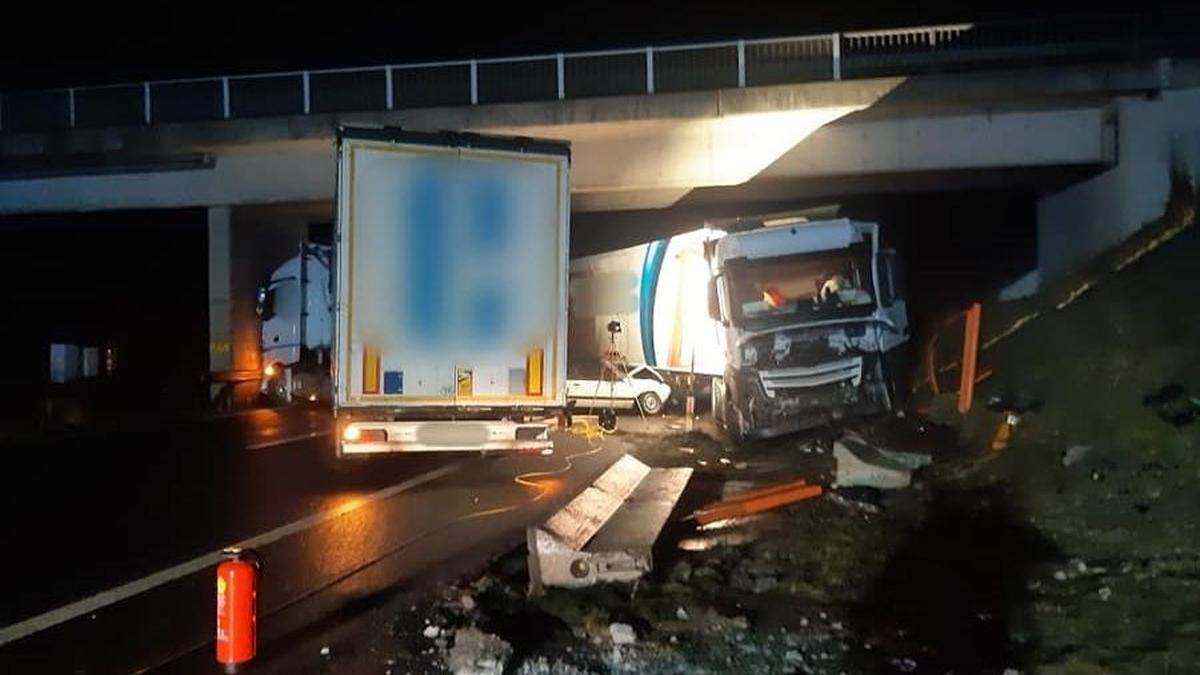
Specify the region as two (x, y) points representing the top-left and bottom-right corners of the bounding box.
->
(216, 548), (259, 672)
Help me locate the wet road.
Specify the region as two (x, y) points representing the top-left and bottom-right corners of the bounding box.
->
(0, 406), (620, 672)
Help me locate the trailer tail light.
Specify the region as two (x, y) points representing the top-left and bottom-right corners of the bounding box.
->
(344, 426), (386, 443)
(526, 348), (543, 396)
(357, 429), (387, 443)
(362, 347), (380, 394)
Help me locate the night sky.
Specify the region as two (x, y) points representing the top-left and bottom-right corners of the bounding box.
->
(2, 1), (1189, 90)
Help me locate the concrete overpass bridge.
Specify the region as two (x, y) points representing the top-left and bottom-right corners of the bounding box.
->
(2, 14), (1198, 400)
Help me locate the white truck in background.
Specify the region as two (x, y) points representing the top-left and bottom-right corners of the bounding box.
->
(570, 218), (909, 440)
(257, 242), (333, 403)
(334, 127), (571, 457)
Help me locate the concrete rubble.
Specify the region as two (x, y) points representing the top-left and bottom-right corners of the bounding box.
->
(444, 627), (512, 675)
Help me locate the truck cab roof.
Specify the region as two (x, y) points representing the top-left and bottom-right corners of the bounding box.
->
(714, 218), (877, 265)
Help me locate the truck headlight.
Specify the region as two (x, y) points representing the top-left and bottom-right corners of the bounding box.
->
(264, 363), (277, 377)
(742, 345), (758, 366)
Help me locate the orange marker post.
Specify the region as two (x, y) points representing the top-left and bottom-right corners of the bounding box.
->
(958, 303), (982, 414)
(216, 548), (258, 672)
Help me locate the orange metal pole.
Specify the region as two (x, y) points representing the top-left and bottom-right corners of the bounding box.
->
(694, 482), (823, 525)
(958, 303), (982, 414)
(707, 478), (812, 505)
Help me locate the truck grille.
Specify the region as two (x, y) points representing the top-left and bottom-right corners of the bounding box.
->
(758, 356), (863, 398)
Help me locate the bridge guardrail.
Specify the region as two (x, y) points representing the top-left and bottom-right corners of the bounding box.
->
(1, 14), (1196, 134)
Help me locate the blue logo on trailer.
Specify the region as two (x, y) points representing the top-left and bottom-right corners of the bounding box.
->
(383, 371), (404, 394)
(639, 239), (668, 367)
(469, 177), (508, 343)
(408, 174), (446, 344)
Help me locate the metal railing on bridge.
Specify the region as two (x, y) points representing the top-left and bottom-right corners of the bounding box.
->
(1, 14), (1196, 134)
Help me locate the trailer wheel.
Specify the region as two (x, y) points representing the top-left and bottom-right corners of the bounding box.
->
(637, 391), (663, 415)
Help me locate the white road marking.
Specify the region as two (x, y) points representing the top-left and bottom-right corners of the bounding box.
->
(0, 460), (467, 647)
(245, 429), (332, 450)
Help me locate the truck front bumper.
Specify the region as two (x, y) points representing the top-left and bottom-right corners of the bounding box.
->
(728, 354), (892, 440)
(338, 419), (555, 456)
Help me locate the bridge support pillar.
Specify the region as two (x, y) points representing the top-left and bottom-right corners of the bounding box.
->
(208, 206), (237, 408)
(1037, 88), (1200, 284)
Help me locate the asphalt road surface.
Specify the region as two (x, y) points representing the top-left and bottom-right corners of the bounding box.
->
(0, 405), (621, 672)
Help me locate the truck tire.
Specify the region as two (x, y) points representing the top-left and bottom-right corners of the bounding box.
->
(723, 398), (746, 444)
(637, 391), (663, 415)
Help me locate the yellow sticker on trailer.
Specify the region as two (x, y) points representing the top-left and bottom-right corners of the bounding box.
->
(456, 367), (473, 398)
(526, 349), (543, 396)
(363, 347), (380, 394)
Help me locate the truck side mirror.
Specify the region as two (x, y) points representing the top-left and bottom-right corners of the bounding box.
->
(255, 287), (267, 317)
(707, 278), (722, 323)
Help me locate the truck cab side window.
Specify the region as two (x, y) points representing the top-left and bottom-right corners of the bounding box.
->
(257, 286), (276, 321)
(878, 250), (906, 308)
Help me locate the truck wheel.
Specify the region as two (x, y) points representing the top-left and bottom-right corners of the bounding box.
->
(724, 399), (746, 444)
(637, 391), (663, 415)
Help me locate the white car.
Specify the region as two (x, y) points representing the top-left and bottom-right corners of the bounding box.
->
(567, 364), (672, 415)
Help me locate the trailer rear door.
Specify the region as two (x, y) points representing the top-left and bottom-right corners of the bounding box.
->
(335, 128), (570, 410)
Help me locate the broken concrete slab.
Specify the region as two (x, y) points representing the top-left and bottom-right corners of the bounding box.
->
(833, 440), (912, 489)
(843, 430), (932, 469)
(543, 453), (651, 550)
(528, 454), (693, 592)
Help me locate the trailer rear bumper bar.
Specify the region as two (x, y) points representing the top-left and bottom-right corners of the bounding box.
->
(338, 419), (554, 456)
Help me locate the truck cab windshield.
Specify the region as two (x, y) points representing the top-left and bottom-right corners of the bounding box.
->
(726, 245), (874, 326)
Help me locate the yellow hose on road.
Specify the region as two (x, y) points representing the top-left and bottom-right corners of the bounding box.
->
(454, 419), (610, 522)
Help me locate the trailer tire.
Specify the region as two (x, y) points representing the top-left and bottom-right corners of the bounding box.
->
(637, 391), (663, 416)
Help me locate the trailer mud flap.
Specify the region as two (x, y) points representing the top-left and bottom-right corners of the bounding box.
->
(527, 454), (692, 593)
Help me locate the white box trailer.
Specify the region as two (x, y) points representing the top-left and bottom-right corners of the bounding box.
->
(569, 228), (726, 380)
(334, 127), (571, 456)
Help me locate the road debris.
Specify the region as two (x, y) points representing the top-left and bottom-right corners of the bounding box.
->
(1061, 444), (1093, 467)
(990, 412), (1020, 451)
(444, 627), (511, 675)
(833, 440), (912, 489)
(825, 488), (883, 514)
(1143, 383), (1200, 426)
(690, 479), (822, 526)
(527, 454), (692, 591)
(608, 622), (637, 645)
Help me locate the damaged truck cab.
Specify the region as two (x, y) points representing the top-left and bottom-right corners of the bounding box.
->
(709, 218), (909, 440)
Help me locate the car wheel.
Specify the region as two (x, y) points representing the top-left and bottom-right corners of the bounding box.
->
(638, 391), (663, 415)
